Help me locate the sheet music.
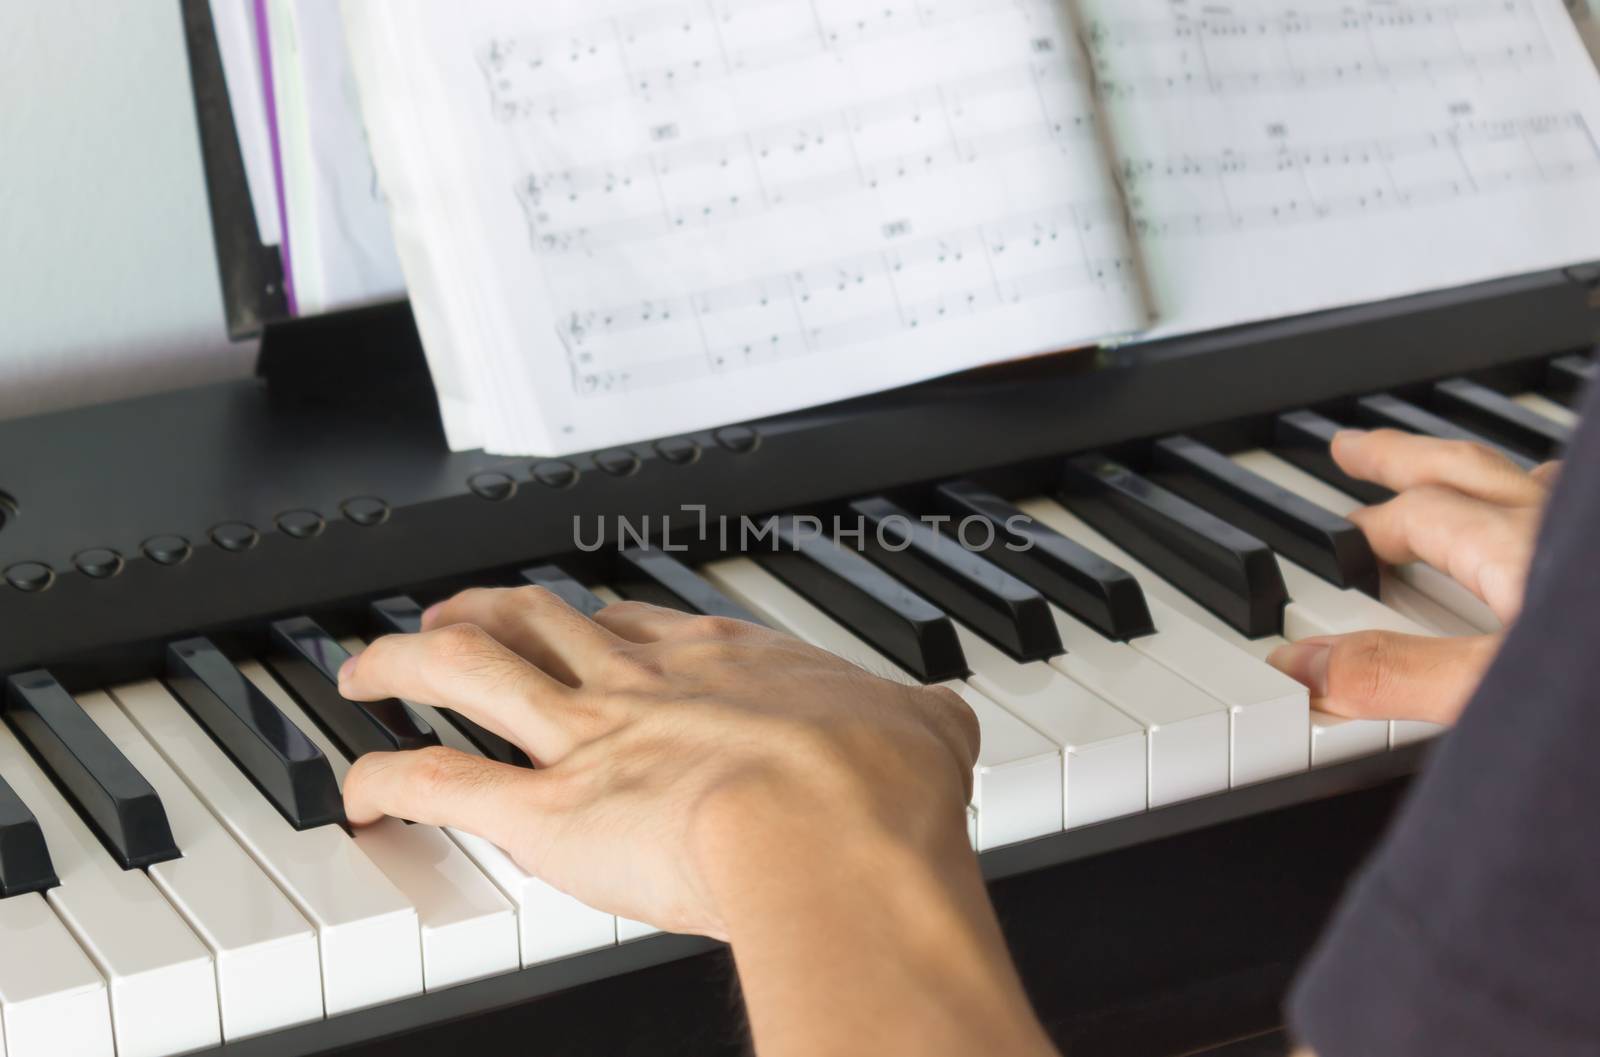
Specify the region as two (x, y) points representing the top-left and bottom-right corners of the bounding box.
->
(1077, 0), (1600, 338)
(268, 0), (404, 314)
(347, 0), (1145, 454)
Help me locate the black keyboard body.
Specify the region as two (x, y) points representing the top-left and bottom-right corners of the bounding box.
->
(0, 266), (1595, 1056)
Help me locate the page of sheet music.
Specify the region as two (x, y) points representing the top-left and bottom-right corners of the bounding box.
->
(270, 0), (405, 314)
(349, 0), (1146, 454)
(1077, 0), (1600, 339)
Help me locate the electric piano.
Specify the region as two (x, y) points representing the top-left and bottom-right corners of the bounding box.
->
(1, 1), (1595, 1050)
(0, 262), (1595, 1056)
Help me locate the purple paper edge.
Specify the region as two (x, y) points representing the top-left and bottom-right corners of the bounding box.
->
(253, 0), (298, 316)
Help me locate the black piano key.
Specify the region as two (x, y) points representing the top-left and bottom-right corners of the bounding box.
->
(522, 565), (608, 618)
(165, 637), (345, 830)
(931, 481), (1154, 641)
(1356, 393), (1538, 471)
(268, 617), (439, 760)
(371, 595), (425, 635)
(1546, 352), (1595, 409)
(753, 516), (967, 683)
(0, 773), (57, 897)
(848, 496), (1063, 662)
(4, 672), (180, 870)
(1429, 378), (1570, 461)
(1151, 435), (1381, 598)
(1059, 454), (1288, 639)
(1271, 410), (1395, 507)
(368, 598), (529, 768)
(615, 547), (764, 624)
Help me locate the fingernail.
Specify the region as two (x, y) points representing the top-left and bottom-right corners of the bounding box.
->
(1331, 428), (1367, 446)
(1268, 641), (1331, 697)
(338, 655), (358, 686)
(420, 603), (444, 629)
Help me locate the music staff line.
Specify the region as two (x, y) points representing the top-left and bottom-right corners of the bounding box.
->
(1127, 115), (1600, 237)
(511, 60), (1082, 202)
(477, 0), (1062, 121)
(1085, 0), (1543, 43)
(520, 120), (1091, 254)
(1120, 113), (1597, 183)
(555, 202), (1133, 395)
(1090, 39), (1555, 100)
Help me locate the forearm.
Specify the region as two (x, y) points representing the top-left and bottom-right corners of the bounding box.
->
(704, 789), (1057, 1057)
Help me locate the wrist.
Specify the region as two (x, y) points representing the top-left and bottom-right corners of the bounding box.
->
(689, 762), (972, 935)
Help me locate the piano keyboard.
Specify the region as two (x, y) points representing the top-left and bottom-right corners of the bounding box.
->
(0, 368), (1585, 1057)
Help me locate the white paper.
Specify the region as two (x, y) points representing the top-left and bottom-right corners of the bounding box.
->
(345, 0), (1146, 455)
(1078, 0), (1600, 338)
(268, 0), (405, 314)
(209, 0), (281, 245)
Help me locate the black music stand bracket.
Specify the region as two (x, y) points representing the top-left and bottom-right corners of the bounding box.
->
(255, 300), (439, 418)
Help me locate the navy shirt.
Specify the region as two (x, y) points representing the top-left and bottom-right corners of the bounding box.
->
(1289, 376), (1600, 1056)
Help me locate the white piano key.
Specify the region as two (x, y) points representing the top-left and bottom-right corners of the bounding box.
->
(1018, 498), (1322, 780)
(239, 662), (519, 991)
(0, 892), (113, 1057)
(1034, 608), (1229, 805)
(1275, 558), (1434, 641)
(0, 723), (219, 1057)
(76, 692), (323, 1040)
(701, 558), (1065, 848)
(337, 639), (621, 964)
(110, 680), (422, 1016)
(1310, 711), (1393, 766)
(1232, 449), (1501, 633)
(931, 621), (1146, 828)
(1512, 391), (1580, 430)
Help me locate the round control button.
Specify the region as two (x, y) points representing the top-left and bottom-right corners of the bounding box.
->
(532, 461), (579, 490)
(5, 562), (54, 593)
(210, 522), (259, 552)
(653, 437), (701, 465)
(595, 449), (640, 477)
(276, 510), (325, 539)
(341, 496), (390, 527)
(73, 548), (124, 579)
(713, 425), (761, 454)
(469, 473), (517, 502)
(143, 535), (191, 566)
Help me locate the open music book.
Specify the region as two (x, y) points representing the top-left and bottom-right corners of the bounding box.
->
(342, 0), (1600, 456)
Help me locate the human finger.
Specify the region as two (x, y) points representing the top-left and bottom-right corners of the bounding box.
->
(1332, 429), (1545, 507)
(590, 599), (763, 644)
(340, 624), (603, 765)
(344, 745), (542, 842)
(1347, 485), (1536, 620)
(422, 585), (626, 687)
(1268, 630), (1500, 726)
(1531, 460), (1562, 487)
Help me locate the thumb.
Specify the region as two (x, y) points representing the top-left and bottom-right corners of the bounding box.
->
(1268, 631), (1501, 726)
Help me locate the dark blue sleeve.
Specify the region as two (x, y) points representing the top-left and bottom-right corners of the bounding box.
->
(1288, 377), (1600, 1056)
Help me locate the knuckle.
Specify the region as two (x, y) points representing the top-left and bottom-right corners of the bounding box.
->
(430, 622), (498, 661)
(681, 614), (752, 641)
(510, 583), (562, 612)
(1340, 632), (1399, 705)
(410, 745), (474, 796)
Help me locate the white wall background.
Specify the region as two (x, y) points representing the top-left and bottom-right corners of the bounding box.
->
(0, 1), (256, 424)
